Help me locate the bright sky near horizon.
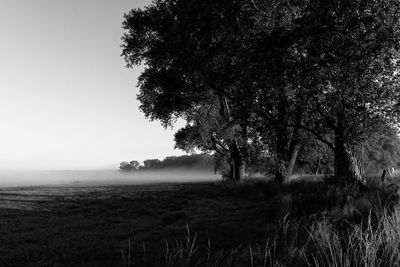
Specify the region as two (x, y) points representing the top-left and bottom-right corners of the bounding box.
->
(0, 0), (186, 170)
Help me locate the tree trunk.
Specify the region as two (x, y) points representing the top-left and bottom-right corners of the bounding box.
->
(274, 133), (301, 184)
(334, 142), (351, 183)
(234, 157), (245, 181)
(274, 145), (300, 184)
(333, 137), (361, 184)
(219, 96), (247, 182)
(314, 158), (321, 175)
(274, 131), (289, 184)
(274, 161), (288, 184)
(227, 162), (235, 181)
(231, 148), (245, 181)
(287, 143), (301, 178)
(227, 141), (245, 182)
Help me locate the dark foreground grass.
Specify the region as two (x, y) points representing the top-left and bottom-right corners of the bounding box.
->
(0, 178), (398, 266)
(0, 182), (279, 267)
(124, 178), (399, 267)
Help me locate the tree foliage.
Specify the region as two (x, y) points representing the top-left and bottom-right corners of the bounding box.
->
(293, 0), (400, 181)
(122, 0), (400, 183)
(119, 161), (136, 171)
(140, 154), (214, 170)
(363, 128), (400, 174)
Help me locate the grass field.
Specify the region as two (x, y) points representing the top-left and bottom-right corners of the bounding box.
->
(1, 177), (399, 267)
(0, 182), (283, 266)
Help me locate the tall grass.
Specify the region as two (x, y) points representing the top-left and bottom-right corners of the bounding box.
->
(121, 179), (400, 266)
(309, 207), (400, 267)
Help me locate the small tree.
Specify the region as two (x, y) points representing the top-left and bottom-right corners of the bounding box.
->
(129, 160), (140, 170)
(119, 161), (133, 171)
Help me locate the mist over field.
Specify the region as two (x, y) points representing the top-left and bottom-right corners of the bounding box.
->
(0, 169), (220, 187)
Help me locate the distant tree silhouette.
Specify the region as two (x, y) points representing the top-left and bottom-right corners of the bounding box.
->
(119, 160), (141, 171)
(140, 154), (214, 171)
(143, 159), (161, 169)
(129, 160), (140, 170)
(119, 161), (134, 171)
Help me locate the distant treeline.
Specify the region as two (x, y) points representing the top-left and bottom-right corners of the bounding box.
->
(119, 154), (214, 172)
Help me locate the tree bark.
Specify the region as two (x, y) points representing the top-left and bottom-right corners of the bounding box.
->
(333, 139), (351, 183)
(219, 97), (246, 182)
(274, 144), (300, 184)
(333, 136), (363, 184)
(274, 132), (288, 183)
(273, 99), (304, 184)
(227, 162), (235, 181)
(274, 128), (301, 184)
(287, 143), (301, 178)
(233, 157), (245, 181)
(274, 161), (288, 184)
(274, 127), (289, 184)
(231, 144), (245, 181)
(225, 141), (245, 182)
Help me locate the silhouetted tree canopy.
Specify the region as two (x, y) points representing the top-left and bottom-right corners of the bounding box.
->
(122, 0), (400, 183)
(129, 160), (140, 170)
(119, 161), (135, 171)
(120, 155), (214, 171)
(286, 0), (400, 182)
(122, 0), (257, 181)
(142, 159), (161, 169)
(140, 154), (214, 170)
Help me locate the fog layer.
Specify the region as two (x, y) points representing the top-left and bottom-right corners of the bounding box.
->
(0, 169), (220, 187)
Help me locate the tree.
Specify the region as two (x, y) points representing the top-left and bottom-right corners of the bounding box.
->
(122, 0), (255, 181)
(143, 159), (161, 169)
(173, 98), (257, 179)
(363, 127), (400, 175)
(292, 0), (400, 182)
(119, 161), (133, 171)
(139, 155), (214, 170)
(296, 138), (333, 175)
(122, 0), (400, 184)
(249, 0), (400, 183)
(119, 160), (140, 171)
(129, 160), (140, 170)
(122, 0), (316, 183)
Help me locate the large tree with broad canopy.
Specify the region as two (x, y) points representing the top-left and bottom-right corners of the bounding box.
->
(122, 0), (400, 183)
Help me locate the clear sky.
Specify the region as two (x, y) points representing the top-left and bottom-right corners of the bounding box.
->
(0, 0), (186, 170)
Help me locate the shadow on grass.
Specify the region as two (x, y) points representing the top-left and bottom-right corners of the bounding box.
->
(119, 178), (400, 266)
(0, 178), (398, 266)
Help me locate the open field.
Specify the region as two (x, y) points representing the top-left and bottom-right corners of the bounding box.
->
(0, 181), (281, 266)
(1, 176), (399, 267)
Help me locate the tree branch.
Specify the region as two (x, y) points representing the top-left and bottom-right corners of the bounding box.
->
(296, 124), (335, 150)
